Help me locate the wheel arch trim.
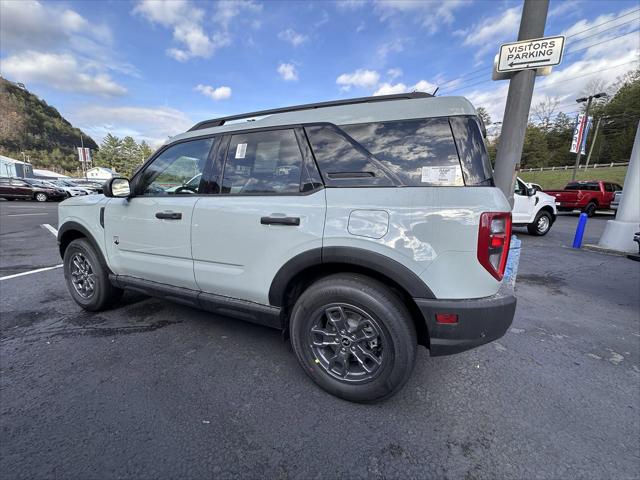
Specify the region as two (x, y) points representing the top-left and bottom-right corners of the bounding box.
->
(268, 246), (435, 307)
(57, 221), (108, 269)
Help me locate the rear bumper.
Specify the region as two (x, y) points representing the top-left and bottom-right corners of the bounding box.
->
(414, 285), (516, 356)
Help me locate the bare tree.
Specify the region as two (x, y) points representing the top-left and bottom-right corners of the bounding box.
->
(532, 96), (560, 132)
(580, 78), (609, 98)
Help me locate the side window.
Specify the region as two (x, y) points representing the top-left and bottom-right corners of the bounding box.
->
(342, 118), (464, 186)
(137, 138), (213, 196)
(305, 125), (393, 187)
(604, 183), (614, 192)
(514, 180), (526, 196)
(222, 129), (303, 194)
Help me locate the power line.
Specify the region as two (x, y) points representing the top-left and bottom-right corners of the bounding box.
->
(566, 17), (639, 43)
(566, 8), (640, 38)
(534, 59), (639, 91)
(437, 9), (640, 96)
(564, 29), (640, 57)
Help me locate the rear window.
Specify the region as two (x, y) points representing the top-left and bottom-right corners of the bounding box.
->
(341, 118), (463, 186)
(449, 116), (493, 186)
(565, 182), (599, 191)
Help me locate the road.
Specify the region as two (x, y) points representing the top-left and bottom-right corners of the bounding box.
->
(1, 200), (639, 479)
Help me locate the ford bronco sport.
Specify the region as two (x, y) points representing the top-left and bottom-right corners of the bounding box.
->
(58, 92), (516, 402)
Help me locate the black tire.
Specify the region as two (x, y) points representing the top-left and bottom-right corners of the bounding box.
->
(583, 201), (597, 217)
(527, 211), (553, 236)
(289, 273), (417, 403)
(34, 192), (48, 202)
(63, 238), (123, 311)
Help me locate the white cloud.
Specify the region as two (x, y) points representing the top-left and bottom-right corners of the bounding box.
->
(1, 51), (126, 96)
(374, 0), (467, 34)
(278, 28), (308, 47)
(134, 0), (228, 61)
(373, 79), (437, 96)
(214, 0), (263, 29)
(336, 69), (380, 90)
(377, 38), (405, 61)
(387, 68), (403, 80)
(0, 0), (111, 52)
(195, 84), (232, 101)
(277, 63), (299, 81)
(461, 6), (521, 59)
(69, 105), (193, 148)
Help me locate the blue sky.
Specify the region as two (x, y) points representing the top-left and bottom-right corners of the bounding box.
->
(1, 0), (638, 146)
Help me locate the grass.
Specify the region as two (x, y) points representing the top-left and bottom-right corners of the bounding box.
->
(519, 166), (628, 190)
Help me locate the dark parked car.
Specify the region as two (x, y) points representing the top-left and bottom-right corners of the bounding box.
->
(0, 177), (67, 202)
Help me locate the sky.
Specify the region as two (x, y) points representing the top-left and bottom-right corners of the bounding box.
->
(1, 0), (639, 147)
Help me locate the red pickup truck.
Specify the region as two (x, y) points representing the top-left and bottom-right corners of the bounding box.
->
(545, 180), (622, 217)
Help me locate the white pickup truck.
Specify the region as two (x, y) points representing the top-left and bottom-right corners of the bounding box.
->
(512, 177), (557, 235)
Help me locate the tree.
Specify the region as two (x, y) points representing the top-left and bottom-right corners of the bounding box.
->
(521, 124), (550, 168)
(532, 96), (560, 132)
(476, 107), (492, 126)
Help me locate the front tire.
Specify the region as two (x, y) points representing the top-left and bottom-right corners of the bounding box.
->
(35, 192), (48, 202)
(527, 211), (553, 236)
(63, 238), (123, 311)
(289, 273), (417, 403)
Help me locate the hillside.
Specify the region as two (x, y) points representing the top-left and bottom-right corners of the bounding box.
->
(0, 77), (98, 173)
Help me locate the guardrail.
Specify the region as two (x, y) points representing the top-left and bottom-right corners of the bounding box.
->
(520, 162), (629, 172)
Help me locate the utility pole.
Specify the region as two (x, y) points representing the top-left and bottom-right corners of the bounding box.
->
(584, 116), (604, 169)
(571, 92), (607, 180)
(493, 0), (549, 206)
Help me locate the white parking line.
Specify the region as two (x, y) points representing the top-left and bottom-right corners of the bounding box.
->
(0, 264), (63, 281)
(5, 213), (49, 216)
(41, 223), (59, 236)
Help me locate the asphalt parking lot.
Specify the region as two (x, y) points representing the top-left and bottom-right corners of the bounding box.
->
(1, 200), (639, 480)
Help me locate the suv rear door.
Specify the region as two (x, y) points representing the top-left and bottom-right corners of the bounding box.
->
(191, 127), (326, 305)
(104, 137), (215, 289)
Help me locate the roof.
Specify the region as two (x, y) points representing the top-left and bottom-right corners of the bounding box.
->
(33, 168), (69, 178)
(0, 154), (28, 165)
(172, 93), (477, 143)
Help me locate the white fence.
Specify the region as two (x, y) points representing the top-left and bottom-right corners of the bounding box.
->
(520, 161), (629, 173)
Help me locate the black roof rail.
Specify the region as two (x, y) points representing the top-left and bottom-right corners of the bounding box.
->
(188, 91), (433, 131)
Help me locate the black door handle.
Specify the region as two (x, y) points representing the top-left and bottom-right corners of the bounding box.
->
(260, 216), (300, 226)
(155, 211), (182, 220)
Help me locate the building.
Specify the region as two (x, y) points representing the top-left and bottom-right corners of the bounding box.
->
(0, 155), (34, 178)
(85, 167), (117, 180)
(33, 168), (70, 180)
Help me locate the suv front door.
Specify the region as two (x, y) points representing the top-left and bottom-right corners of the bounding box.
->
(192, 128), (326, 305)
(104, 137), (215, 289)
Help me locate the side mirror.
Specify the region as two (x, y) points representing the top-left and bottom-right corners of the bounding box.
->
(526, 187), (536, 197)
(103, 177), (131, 197)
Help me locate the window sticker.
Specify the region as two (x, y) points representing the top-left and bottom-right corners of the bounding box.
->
(421, 165), (459, 185)
(235, 143), (247, 159)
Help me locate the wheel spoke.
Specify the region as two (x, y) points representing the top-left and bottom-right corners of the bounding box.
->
(327, 351), (349, 377)
(325, 306), (348, 334)
(352, 321), (378, 342)
(352, 345), (381, 373)
(310, 326), (339, 346)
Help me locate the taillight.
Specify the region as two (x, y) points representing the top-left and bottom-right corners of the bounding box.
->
(477, 212), (512, 281)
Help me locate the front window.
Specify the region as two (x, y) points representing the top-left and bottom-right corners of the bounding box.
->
(137, 138), (213, 195)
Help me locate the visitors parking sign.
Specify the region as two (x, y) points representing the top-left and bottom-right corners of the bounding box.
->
(496, 35), (565, 73)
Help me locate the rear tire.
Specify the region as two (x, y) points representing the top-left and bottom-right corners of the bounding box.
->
(583, 201), (597, 217)
(289, 273), (417, 403)
(527, 211), (553, 236)
(63, 238), (123, 311)
(35, 192), (48, 202)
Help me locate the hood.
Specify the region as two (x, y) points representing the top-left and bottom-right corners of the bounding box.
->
(60, 194), (107, 206)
